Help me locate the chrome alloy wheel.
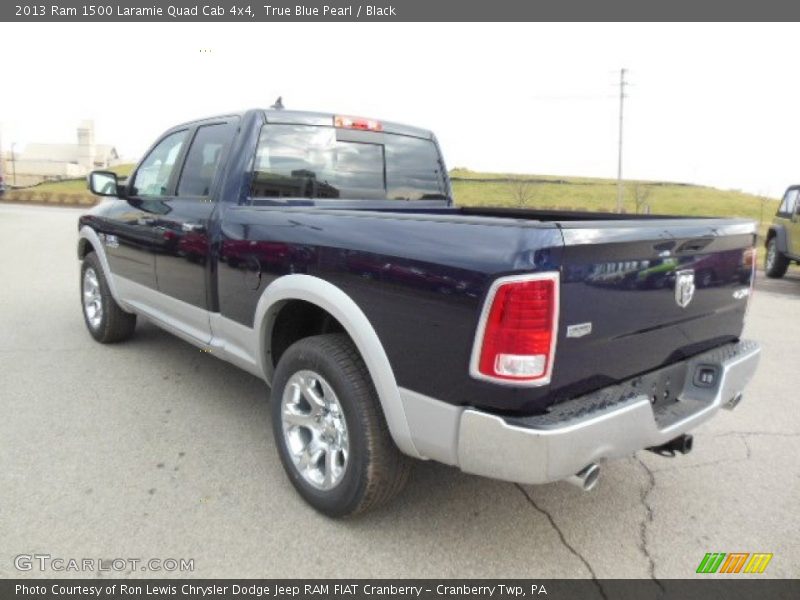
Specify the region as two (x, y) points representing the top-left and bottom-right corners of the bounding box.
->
(82, 267), (103, 329)
(281, 370), (349, 490)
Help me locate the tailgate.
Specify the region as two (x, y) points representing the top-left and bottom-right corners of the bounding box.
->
(551, 218), (756, 403)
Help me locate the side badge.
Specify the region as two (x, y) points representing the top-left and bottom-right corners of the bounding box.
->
(566, 322), (592, 338)
(104, 234), (119, 249)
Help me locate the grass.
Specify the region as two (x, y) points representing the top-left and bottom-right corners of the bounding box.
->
(450, 169), (780, 264)
(2, 164), (134, 206)
(2, 164), (781, 248)
(450, 168), (777, 221)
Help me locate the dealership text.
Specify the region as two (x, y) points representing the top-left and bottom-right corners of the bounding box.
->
(17, 584), (547, 597)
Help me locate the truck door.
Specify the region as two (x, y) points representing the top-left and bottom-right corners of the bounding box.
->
(792, 194), (800, 257)
(152, 119), (238, 334)
(106, 129), (190, 290)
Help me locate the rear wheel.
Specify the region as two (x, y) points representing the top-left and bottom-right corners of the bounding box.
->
(765, 238), (789, 279)
(270, 334), (411, 517)
(81, 252), (137, 343)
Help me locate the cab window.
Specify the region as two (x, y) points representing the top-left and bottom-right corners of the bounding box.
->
(177, 122), (236, 197)
(130, 130), (188, 197)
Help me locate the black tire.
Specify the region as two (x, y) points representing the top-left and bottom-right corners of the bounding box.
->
(765, 237), (789, 279)
(80, 252), (137, 343)
(270, 333), (411, 517)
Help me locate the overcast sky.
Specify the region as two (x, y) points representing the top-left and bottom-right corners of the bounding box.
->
(0, 22), (797, 197)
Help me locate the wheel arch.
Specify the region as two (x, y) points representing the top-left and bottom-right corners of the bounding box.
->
(78, 226), (125, 306)
(765, 225), (789, 254)
(253, 274), (421, 459)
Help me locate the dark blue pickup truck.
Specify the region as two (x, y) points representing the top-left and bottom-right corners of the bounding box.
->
(78, 108), (761, 516)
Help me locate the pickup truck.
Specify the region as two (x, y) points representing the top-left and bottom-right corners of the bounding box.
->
(765, 185), (800, 278)
(78, 108), (761, 516)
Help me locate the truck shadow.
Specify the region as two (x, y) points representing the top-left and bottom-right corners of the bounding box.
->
(755, 269), (800, 297)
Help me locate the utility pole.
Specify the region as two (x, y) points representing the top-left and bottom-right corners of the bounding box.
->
(616, 68), (627, 213)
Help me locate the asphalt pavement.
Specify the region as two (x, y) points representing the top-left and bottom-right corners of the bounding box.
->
(1, 203), (798, 582)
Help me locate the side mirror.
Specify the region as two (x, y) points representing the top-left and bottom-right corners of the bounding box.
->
(88, 170), (120, 197)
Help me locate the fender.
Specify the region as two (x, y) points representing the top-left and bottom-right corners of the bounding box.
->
(253, 274), (422, 459)
(766, 225), (790, 254)
(78, 226), (129, 310)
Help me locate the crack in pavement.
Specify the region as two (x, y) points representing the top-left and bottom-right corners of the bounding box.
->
(634, 456), (665, 594)
(514, 483), (609, 600)
(713, 430), (800, 439)
(650, 430), (799, 473)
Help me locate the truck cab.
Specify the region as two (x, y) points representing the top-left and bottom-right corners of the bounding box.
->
(765, 185), (800, 277)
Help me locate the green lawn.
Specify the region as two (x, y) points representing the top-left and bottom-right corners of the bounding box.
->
(450, 170), (779, 265)
(450, 168), (777, 222)
(4, 164), (781, 242)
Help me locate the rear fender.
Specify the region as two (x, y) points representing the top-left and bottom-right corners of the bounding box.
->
(254, 274), (422, 459)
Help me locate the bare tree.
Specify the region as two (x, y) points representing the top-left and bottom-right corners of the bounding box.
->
(633, 183), (652, 214)
(511, 179), (536, 208)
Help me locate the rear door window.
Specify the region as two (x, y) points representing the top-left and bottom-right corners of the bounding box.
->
(177, 122), (237, 197)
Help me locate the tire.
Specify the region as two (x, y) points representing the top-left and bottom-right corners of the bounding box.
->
(765, 237), (789, 279)
(80, 252), (137, 343)
(270, 333), (411, 517)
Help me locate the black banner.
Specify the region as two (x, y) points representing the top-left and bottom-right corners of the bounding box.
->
(3, 580), (800, 600)
(4, 0), (800, 22)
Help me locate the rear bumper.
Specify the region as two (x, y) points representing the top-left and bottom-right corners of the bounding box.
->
(456, 340), (760, 484)
(399, 339), (760, 485)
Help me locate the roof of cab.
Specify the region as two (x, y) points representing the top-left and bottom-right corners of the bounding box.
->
(169, 109), (434, 140)
(263, 109), (434, 139)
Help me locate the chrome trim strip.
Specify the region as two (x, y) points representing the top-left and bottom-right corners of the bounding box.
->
(468, 271), (560, 387)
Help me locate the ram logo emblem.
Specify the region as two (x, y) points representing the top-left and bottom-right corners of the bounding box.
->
(674, 269), (695, 308)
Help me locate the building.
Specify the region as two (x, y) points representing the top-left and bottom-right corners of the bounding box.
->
(1, 120), (119, 187)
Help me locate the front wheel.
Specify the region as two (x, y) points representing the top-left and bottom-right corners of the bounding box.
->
(765, 238), (789, 279)
(270, 334), (411, 517)
(81, 252), (137, 343)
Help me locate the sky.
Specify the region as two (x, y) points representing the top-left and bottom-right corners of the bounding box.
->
(0, 22), (798, 197)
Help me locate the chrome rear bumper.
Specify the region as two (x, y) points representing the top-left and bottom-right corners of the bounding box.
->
(456, 340), (760, 485)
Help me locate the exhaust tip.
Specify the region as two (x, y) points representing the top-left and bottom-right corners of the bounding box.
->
(567, 464), (600, 492)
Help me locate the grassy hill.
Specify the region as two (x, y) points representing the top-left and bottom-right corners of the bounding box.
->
(2, 164), (134, 205)
(3, 164), (779, 230)
(450, 168), (777, 222)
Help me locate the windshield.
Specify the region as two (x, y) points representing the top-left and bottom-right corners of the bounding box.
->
(250, 123), (448, 201)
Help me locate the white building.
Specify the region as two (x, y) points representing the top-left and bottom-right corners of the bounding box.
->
(2, 120), (119, 187)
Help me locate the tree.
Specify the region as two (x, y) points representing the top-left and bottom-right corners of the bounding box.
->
(511, 179), (536, 208)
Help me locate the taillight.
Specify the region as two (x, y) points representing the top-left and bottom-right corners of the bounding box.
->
(334, 115), (383, 132)
(470, 272), (560, 385)
(742, 246), (756, 273)
(743, 245), (757, 316)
